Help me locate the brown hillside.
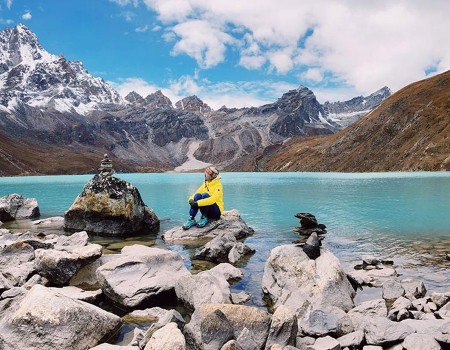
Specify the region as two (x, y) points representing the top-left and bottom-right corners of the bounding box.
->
(255, 70), (450, 172)
(0, 131), (155, 176)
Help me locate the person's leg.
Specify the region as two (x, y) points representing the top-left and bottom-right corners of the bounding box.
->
(200, 204), (221, 220)
(189, 193), (203, 218)
(183, 193), (202, 230)
(197, 193), (221, 227)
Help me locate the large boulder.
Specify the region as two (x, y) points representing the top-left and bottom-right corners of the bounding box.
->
(34, 243), (102, 286)
(262, 245), (355, 313)
(175, 269), (232, 310)
(162, 209), (254, 244)
(64, 174), (159, 236)
(0, 194), (40, 221)
(96, 245), (190, 308)
(363, 316), (414, 346)
(0, 285), (122, 350)
(184, 303), (271, 350)
(0, 241), (36, 287)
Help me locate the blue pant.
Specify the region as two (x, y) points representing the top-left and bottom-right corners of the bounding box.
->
(190, 193), (221, 219)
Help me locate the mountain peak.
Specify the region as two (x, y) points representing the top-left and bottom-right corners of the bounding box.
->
(0, 25), (123, 114)
(145, 90), (173, 109)
(175, 95), (211, 114)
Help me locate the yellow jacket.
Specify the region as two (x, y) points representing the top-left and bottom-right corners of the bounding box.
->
(189, 177), (224, 213)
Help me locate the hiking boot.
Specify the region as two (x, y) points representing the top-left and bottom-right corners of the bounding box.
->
(182, 217), (197, 230)
(196, 216), (208, 228)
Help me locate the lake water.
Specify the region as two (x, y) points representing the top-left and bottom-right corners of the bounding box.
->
(1, 172), (449, 306)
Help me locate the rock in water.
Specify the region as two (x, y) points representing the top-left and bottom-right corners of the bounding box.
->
(0, 194), (40, 221)
(64, 171), (159, 236)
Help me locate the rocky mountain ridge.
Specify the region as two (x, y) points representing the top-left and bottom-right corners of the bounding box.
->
(247, 70), (450, 172)
(0, 24), (392, 175)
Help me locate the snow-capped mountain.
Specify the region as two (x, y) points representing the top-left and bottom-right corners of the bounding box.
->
(0, 24), (391, 174)
(323, 87), (392, 127)
(0, 24), (122, 115)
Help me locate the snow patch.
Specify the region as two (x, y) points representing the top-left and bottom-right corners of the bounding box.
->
(174, 141), (211, 172)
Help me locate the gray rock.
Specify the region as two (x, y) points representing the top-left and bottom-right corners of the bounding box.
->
(175, 269), (232, 310)
(64, 174), (159, 236)
(97, 245), (189, 308)
(34, 243), (102, 286)
(162, 209), (254, 244)
(52, 230), (89, 251)
(221, 340), (244, 350)
(310, 335), (340, 350)
(0, 273), (13, 293)
(431, 291), (450, 308)
(144, 322), (186, 350)
(49, 285), (102, 303)
(265, 305), (297, 349)
(402, 333), (441, 350)
(185, 304), (271, 350)
(0, 194), (40, 221)
(364, 316), (414, 346)
(91, 345), (138, 350)
(262, 245), (355, 313)
(298, 304), (353, 337)
(236, 327), (260, 350)
(437, 301), (450, 319)
(126, 307), (185, 349)
(337, 330), (364, 348)
(348, 265), (397, 287)
(231, 291), (252, 305)
(199, 309), (234, 350)
(228, 242), (255, 265)
(391, 296), (413, 311)
(400, 278), (427, 299)
(0, 241), (35, 286)
(209, 263), (243, 281)
(0, 285), (121, 350)
(361, 255), (380, 266)
(32, 216), (64, 229)
(194, 232), (237, 262)
(382, 280), (405, 301)
(347, 299), (387, 330)
(400, 318), (449, 343)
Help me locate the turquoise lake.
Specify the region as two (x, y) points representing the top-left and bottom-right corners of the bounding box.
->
(1, 172), (449, 305)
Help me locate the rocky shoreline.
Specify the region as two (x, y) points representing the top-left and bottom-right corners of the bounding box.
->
(0, 162), (449, 350)
(0, 206), (449, 349)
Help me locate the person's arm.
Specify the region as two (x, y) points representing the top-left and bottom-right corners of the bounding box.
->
(197, 182), (223, 207)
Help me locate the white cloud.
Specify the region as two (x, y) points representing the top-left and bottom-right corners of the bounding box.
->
(239, 55), (266, 70)
(5, 0), (12, 9)
(301, 68), (324, 83)
(170, 20), (235, 68)
(22, 11), (32, 20)
(135, 24), (148, 32)
(125, 0), (450, 96)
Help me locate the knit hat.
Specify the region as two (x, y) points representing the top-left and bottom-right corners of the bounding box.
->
(204, 166), (219, 181)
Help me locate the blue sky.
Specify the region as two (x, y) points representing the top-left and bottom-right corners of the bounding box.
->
(1, 0), (449, 109)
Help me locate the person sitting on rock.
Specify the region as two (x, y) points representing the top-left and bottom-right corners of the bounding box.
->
(183, 166), (223, 230)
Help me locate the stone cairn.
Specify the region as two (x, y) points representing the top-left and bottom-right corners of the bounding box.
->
(98, 154), (114, 176)
(293, 212), (327, 260)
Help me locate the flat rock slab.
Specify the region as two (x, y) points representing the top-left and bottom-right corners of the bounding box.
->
(162, 209), (254, 244)
(0, 284), (121, 350)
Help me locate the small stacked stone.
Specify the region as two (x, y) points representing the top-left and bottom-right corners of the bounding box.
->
(293, 213), (327, 260)
(292, 212), (327, 236)
(98, 154), (114, 177)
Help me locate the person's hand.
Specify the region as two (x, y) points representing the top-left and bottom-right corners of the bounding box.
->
(189, 199), (198, 209)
